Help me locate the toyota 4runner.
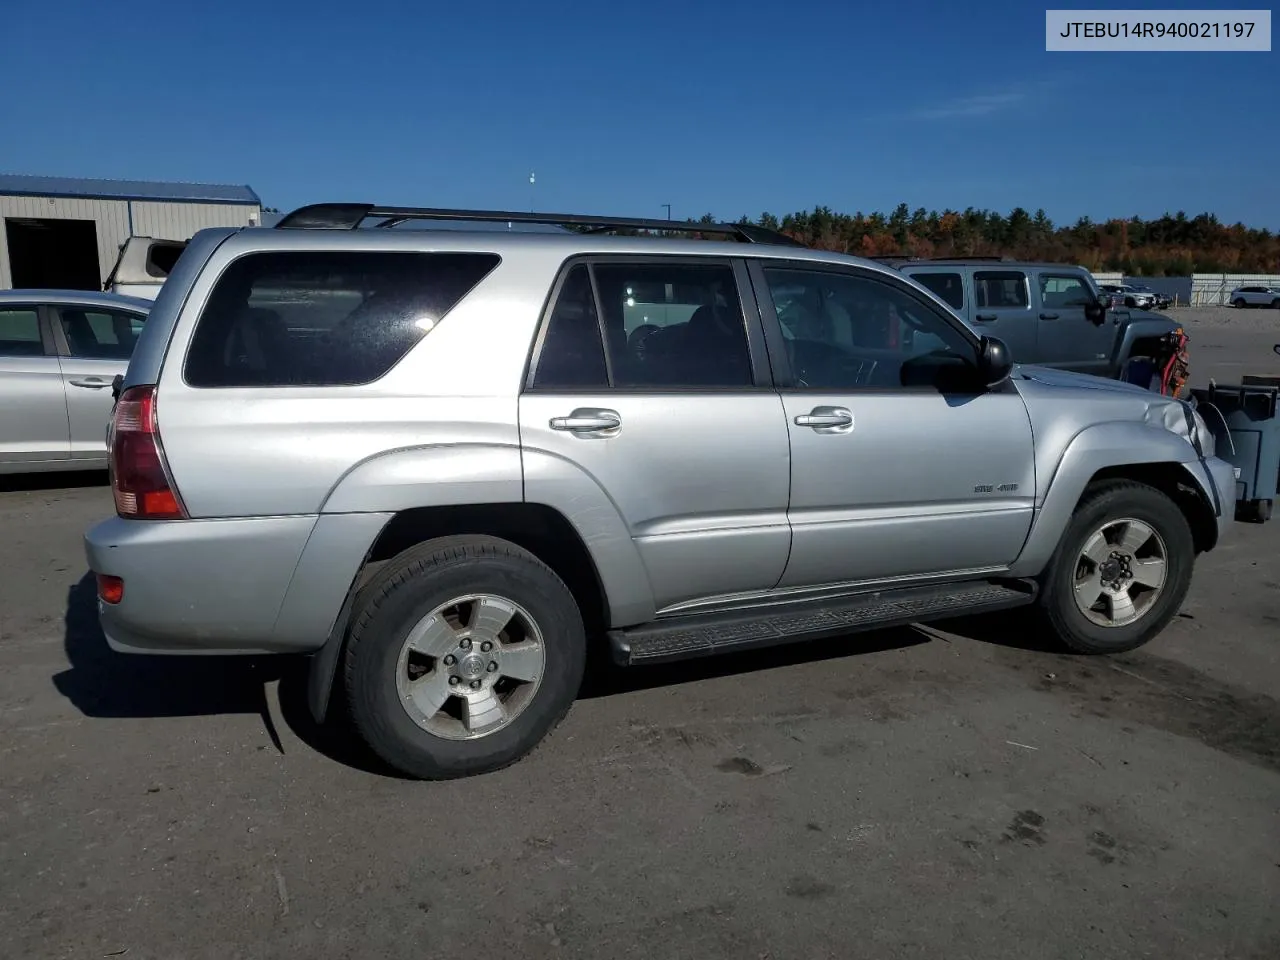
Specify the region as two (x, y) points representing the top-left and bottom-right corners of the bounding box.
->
(85, 203), (1236, 780)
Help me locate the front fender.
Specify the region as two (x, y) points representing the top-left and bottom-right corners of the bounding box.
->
(1009, 420), (1203, 577)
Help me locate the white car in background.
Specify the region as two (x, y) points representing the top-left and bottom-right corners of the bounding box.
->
(1230, 285), (1280, 309)
(0, 289), (150, 473)
(1098, 283), (1155, 310)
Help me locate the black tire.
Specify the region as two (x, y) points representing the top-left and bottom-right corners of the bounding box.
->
(1038, 480), (1194, 655)
(343, 535), (586, 779)
(1233, 298), (1247, 308)
(1271, 299), (1280, 310)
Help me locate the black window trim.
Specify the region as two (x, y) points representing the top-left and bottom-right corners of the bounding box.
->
(180, 248), (503, 390)
(47, 304), (148, 359)
(745, 258), (1012, 396)
(0, 302), (59, 359)
(973, 268), (1032, 311)
(522, 253), (775, 395)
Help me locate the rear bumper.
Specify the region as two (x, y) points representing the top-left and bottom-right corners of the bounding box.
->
(83, 512), (391, 655)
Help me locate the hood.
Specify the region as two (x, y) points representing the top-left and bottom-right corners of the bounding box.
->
(1013, 364), (1153, 396)
(1014, 364), (1200, 446)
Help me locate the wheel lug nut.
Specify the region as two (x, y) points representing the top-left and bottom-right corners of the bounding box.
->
(480, 641), (493, 652)
(487, 661), (498, 672)
(470, 679), (482, 690)
(443, 655), (455, 666)
(448, 676), (460, 686)
(460, 638), (472, 650)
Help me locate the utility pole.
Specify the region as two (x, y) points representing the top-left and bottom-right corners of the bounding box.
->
(662, 203), (672, 220)
(530, 171), (536, 213)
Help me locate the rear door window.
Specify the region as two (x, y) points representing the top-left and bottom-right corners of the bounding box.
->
(183, 251), (500, 387)
(909, 271), (964, 310)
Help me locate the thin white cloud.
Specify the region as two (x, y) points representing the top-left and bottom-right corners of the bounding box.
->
(910, 91), (1026, 121)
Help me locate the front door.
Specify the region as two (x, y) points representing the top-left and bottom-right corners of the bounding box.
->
(0, 304), (70, 466)
(519, 257), (792, 618)
(750, 262), (1036, 590)
(51, 304), (147, 461)
(1034, 270), (1117, 376)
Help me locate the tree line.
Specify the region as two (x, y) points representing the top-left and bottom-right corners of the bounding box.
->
(669, 205), (1279, 275)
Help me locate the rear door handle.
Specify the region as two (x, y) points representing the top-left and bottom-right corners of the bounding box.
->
(69, 377), (110, 389)
(975, 313), (997, 322)
(549, 410), (621, 433)
(794, 408), (853, 429)
(1039, 312), (1059, 320)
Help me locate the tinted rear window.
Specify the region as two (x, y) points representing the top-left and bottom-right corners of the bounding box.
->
(183, 251), (500, 387)
(910, 271), (964, 310)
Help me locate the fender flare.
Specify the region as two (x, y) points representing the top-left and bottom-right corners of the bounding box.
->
(305, 444), (655, 722)
(1009, 420), (1205, 577)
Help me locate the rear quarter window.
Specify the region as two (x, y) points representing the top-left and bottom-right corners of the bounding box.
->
(183, 250), (500, 387)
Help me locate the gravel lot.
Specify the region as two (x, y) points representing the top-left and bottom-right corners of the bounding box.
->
(1, 317), (1278, 960)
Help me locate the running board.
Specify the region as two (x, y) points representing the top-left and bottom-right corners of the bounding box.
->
(607, 579), (1037, 666)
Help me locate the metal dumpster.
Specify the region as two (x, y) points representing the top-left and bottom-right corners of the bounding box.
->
(1190, 382), (1280, 523)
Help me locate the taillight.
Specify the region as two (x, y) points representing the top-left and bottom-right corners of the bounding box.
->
(110, 385), (187, 520)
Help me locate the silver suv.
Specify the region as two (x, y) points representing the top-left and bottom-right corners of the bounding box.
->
(1230, 285), (1280, 309)
(84, 203), (1236, 780)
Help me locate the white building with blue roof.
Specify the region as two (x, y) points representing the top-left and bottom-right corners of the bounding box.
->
(0, 173), (262, 291)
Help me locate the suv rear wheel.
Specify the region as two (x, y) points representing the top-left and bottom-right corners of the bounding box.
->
(343, 535), (586, 779)
(1038, 480), (1194, 654)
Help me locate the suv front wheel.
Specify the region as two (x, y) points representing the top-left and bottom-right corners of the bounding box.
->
(343, 535), (586, 779)
(1039, 480), (1194, 654)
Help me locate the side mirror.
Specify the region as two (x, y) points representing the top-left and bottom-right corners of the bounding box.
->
(978, 336), (1013, 386)
(1084, 296), (1109, 324)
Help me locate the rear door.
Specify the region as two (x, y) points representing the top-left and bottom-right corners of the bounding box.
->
(50, 304), (148, 461)
(519, 256), (792, 616)
(0, 304), (70, 467)
(1033, 270), (1116, 375)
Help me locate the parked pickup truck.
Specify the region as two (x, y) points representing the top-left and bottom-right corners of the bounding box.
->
(884, 258), (1185, 383)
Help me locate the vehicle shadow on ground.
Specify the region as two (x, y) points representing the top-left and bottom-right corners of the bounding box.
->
(50, 571), (401, 776)
(51, 569), (1048, 778)
(0, 470), (107, 493)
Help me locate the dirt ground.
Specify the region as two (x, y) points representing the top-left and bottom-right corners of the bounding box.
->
(1, 318), (1277, 960)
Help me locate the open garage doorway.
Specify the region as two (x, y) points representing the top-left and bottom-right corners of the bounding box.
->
(5, 217), (101, 290)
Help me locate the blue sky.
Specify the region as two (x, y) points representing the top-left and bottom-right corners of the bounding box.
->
(3, 0), (1276, 227)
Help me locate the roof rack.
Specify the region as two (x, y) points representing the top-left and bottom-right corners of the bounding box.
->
(273, 203), (805, 247)
(874, 255), (1017, 263)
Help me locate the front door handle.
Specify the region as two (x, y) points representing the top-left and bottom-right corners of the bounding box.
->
(69, 377), (110, 389)
(1039, 312), (1059, 320)
(794, 407), (853, 429)
(975, 313), (997, 322)
(549, 410), (621, 433)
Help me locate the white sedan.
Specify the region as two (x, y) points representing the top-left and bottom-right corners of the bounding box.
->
(0, 289), (150, 474)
